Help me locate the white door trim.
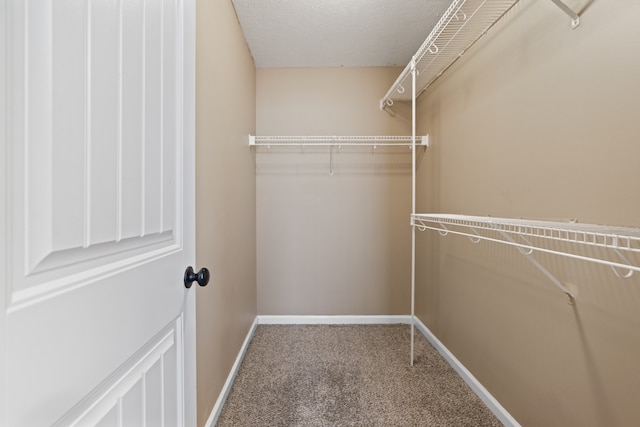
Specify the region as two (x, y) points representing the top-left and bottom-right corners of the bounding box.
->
(181, 0), (197, 424)
(1, 0), (8, 423)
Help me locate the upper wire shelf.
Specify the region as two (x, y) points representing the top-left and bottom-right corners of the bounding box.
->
(412, 213), (640, 276)
(249, 135), (428, 148)
(380, 0), (581, 109)
(381, 0), (520, 108)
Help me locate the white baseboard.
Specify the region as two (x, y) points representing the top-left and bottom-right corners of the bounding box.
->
(413, 317), (521, 427)
(257, 314), (412, 325)
(204, 317), (258, 427)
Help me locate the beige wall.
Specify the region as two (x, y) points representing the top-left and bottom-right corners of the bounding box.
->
(256, 68), (412, 315)
(195, 1), (256, 426)
(416, 1), (640, 426)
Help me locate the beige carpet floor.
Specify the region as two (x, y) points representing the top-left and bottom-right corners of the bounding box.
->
(216, 324), (503, 426)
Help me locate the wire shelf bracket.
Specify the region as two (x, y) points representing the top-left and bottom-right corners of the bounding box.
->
(497, 229), (576, 304)
(550, 0), (580, 29)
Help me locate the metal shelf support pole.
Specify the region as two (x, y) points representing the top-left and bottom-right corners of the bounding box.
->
(410, 58), (417, 367)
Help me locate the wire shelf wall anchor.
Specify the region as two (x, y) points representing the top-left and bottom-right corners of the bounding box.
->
(550, 0), (580, 28)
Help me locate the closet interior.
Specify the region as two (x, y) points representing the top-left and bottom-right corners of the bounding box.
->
(226, 0), (640, 425)
(250, 0), (634, 360)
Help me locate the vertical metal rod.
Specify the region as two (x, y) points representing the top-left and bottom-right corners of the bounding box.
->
(410, 59), (417, 367)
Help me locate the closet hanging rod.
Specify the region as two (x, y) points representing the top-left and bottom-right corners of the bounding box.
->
(249, 135), (429, 147)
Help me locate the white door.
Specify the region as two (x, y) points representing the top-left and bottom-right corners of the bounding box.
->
(1, 0), (197, 426)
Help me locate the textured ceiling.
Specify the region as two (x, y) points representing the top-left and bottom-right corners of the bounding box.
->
(231, 0), (452, 68)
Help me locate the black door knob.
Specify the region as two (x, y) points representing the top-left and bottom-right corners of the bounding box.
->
(184, 266), (210, 288)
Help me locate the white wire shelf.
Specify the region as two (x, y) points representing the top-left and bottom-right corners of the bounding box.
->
(380, 0), (580, 108)
(412, 213), (640, 279)
(250, 135), (429, 175)
(381, 0), (520, 108)
(249, 135), (428, 148)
